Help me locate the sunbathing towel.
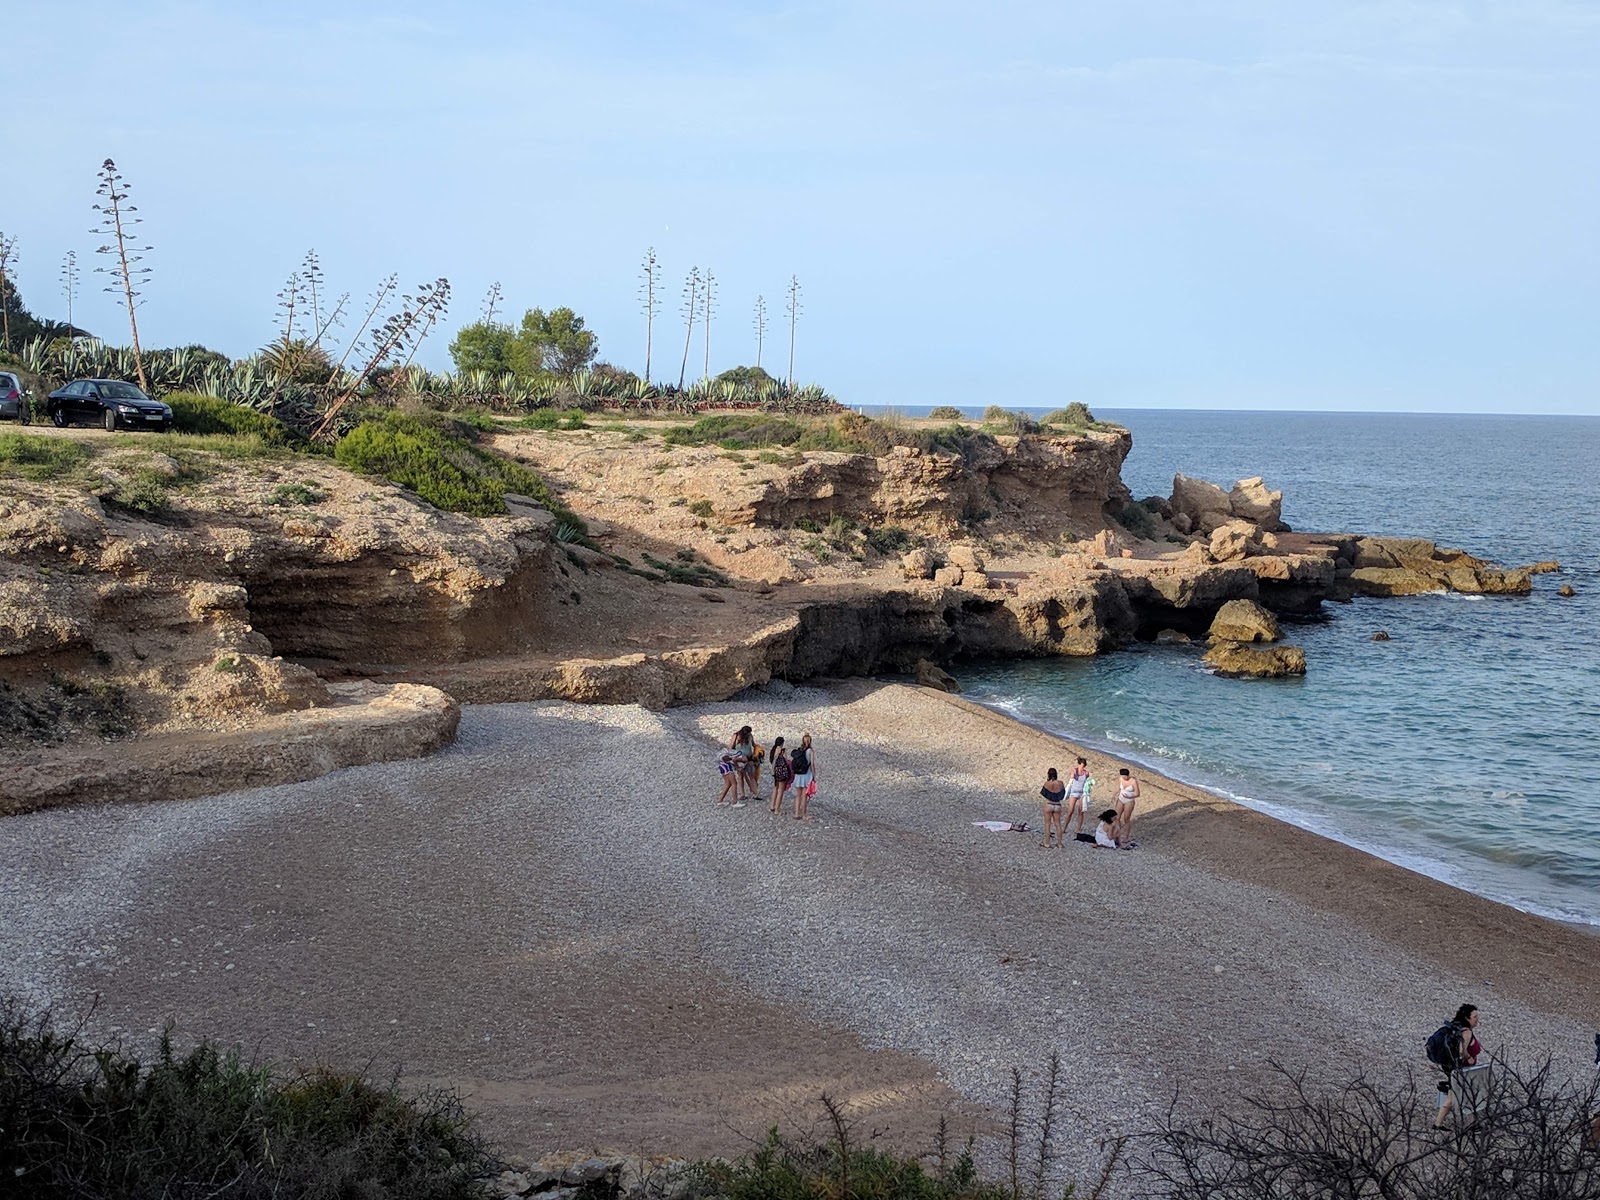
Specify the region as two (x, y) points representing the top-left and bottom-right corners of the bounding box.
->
(973, 820), (1030, 832)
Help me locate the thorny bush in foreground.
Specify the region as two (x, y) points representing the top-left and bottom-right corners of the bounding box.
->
(0, 996), (495, 1199)
(1137, 1056), (1600, 1200)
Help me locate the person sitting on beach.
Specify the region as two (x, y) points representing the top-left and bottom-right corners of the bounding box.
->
(1094, 809), (1126, 849)
(716, 753), (743, 807)
(1041, 767), (1067, 848)
(1114, 767), (1140, 841)
(729, 725), (756, 799)
(791, 733), (816, 821)
(1065, 758), (1091, 835)
(770, 737), (793, 815)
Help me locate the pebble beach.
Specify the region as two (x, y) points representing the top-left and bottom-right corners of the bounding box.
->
(3, 679), (1597, 1182)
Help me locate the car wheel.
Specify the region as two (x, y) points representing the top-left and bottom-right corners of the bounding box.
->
(50, 406), (67, 428)
(102, 408), (117, 433)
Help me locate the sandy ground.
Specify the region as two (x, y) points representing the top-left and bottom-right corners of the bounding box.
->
(3, 680), (1598, 1186)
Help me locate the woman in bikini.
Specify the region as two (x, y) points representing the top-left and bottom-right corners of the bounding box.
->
(1064, 757), (1091, 836)
(1041, 767), (1067, 848)
(1114, 767), (1140, 842)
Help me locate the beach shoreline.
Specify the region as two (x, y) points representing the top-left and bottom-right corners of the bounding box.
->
(3, 678), (1596, 1183)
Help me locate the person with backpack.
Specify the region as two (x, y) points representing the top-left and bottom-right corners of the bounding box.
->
(1428, 1003), (1483, 1127)
(769, 737), (794, 815)
(791, 732), (817, 821)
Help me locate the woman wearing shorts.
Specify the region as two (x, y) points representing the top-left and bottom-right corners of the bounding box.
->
(1041, 768), (1067, 848)
(790, 732), (816, 821)
(1064, 757), (1091, 835)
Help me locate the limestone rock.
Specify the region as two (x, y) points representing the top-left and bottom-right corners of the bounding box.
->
(1229, 476), (1284, 530)
(1208, 520), (1259, 563)
(964, 570), (991, 590)
(914, 658), (961, 692)
(901, 547), (938, 580)
(1203, 641), (1307, 678)
(1082, 528), (1126, 558)
(1171, 512), (1192, 535)
(1154, 628), (1192, 645)
(1208, 599), (1282, 644)
(946, 544), (986, 573)
(933, 565), (965, 587)
(1558, 584), (1576, 597)
(1528, 560), (1561, 574)
(1171, 473), (1234, 533)
(1371, 630), (1391, 641)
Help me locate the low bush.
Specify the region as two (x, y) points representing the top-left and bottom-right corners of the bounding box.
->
(1115, 498), (1159, 539)
(0, 997), (493, 1199)
(927, 405), (965, 420)
(865, 525), (913, 555)
(1042, 402), (1102, 431)
(166, 392), (297, 444)
(516, 408), (588, 431)
(0, 432), (93, 481)
(335, 410), (584, 529)
(982, 404), (1009, 421)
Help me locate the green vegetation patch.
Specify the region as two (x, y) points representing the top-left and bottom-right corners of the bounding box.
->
(1041, 402), (1107, 432)
(0, 433), (93, 481)
(0, 997), (492, 1197)
(927, 405), (965, 420)
(335, 410), (584, 530)
(514, 407), (589, 432)
(166, 392), (298, 444)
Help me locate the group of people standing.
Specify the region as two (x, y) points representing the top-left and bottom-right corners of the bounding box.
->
(717, 725), (818, 819)
(1039, 757), (1140, 849)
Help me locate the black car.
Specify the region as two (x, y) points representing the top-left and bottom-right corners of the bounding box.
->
(46, 379), (173, 432)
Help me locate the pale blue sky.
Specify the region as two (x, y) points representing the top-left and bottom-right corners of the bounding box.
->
(6, 1), (1598, 413)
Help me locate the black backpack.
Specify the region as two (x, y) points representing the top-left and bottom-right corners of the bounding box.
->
(1425, 1022), (1461, 1069)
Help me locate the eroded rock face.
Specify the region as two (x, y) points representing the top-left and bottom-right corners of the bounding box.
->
(1340, 537), (1532, 598)
(1229, 477), (1284, 530)
(1208, 599), (1282, 644)
(1203, 641), (1307, 678)
(1208, 520), (1259, 563)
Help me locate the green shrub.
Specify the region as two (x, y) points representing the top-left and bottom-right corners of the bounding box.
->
(666, 414), (805, 449)
(166, 392), (297, 443)
(516, 407), (587, 431)
(267, 482), (327, 506)
(982, 404), (1009, 422)
(865, 525), (913, 555)
(688, 499), (714, 518)
(927, 405), (964, 420)
(1115, 498), (1159, 539)
(0, 997), (493, 1198)
(335, 410), (583, 529)
(0, 433), (93, 481)
(106, 468), (181, 514)
(1042, 402), (1100, 431)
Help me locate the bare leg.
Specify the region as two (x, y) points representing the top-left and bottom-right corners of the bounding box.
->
(717, 774), (736, 805)
(797, 785), (810, 820)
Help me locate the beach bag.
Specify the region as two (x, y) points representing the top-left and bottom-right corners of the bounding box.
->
(803, 780), (816, 798)
(1425, 1022), (1461, 1069)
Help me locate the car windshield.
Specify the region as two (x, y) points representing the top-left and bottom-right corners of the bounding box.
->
(99, 382), (148, 401)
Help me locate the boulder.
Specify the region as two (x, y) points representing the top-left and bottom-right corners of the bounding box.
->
(1171, 473), (1234, 533)
(1208, 520), (1258, 563)
(1528, 560), (1561, 574)
(1154, 628), (1192, 645)
(932, 565), (965, 587)
(1371, 630), (1391, 641)
(1203, 641), (1307, 679)
(1082, 528), (1125, 558)
(914, 658), (961, 692)
(1207, 599), (1282, 644)
(1171, 512), (1193, 535)
(946, 544), (986, 573)
(901, 548), (938, 580)
(1559, 584), (1576, 598)
(1228, 476), (1284, 530)
(964, 570), (991, 590)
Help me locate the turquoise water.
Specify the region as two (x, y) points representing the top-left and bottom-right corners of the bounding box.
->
(879, 408), (1600, 925)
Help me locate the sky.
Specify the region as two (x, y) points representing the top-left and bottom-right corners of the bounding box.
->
(4, 0), (1598, 414)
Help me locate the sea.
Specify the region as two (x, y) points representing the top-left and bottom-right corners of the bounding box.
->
(862, 406), (1600, 926)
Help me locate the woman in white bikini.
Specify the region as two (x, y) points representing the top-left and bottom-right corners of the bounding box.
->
(1114, 767), (1140, 842)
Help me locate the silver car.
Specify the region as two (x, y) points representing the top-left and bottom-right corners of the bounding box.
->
(0, 371), (30, 423)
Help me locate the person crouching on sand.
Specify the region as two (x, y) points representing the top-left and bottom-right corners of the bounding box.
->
(770, 737), (793, 814)
(1094, 809), (1126, 849)
(1041, 767), (1067, 847)
(1115, 767), (1140, 841)
(1065, 757), (1091, 835)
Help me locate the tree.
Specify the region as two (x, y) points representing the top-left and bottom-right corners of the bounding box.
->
(753, 295), (767, 370)
(449, 320), (517, 374)
(677, 268), (700, 389)
(0, 232), (17, 352)
(513, 306), (597, 377)
(92, 158), (153, 392)
(639, 248), (660, 383)
(785, 275), (802, 387)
